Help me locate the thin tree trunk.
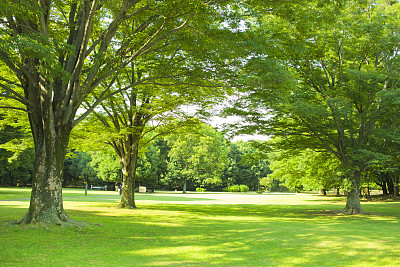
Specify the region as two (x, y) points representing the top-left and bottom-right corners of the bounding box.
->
(183, 177), (187, 194)
(382, 182), (388, 195)
(118, 144), (139, 209)
(391, 175), (399, 197)
(336, 188), (340, 196)
(387, 176), (394, 195)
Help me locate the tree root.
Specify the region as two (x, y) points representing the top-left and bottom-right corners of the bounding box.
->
(7, 212), (96, 229)
(341, 207), (367, 215)
(117, 203), (137, 209)
(317, 209), (379, 216)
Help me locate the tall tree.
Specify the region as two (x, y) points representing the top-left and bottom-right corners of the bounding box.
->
(269, 146), (341, 193)
(163, 124), (229, 192)
(73, 5), (240, 208)
(225, 0), (400, 214)
(0, 0), (234, 225)
(223, 141), (271, 190)
(90, 152), (121, 184)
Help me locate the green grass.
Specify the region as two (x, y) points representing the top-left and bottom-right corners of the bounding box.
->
(1, 189), (400, 266)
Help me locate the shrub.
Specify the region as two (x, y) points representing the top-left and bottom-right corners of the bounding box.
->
(228, 185), (240, 192)
(239, 185), (249, 192)
(225, 184), (249, 192)
(196, 188), (206, 192)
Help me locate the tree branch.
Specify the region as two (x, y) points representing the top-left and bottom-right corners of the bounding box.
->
(0, 83), (33, 108)
(0, 106), (30, 112)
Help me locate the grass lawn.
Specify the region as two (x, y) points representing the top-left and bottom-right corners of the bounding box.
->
(0, 188), (400, 266)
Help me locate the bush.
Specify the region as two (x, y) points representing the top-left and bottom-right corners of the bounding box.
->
(227, 185), (240, 192)
(225, 184), (249, 192)
(239, 185), (249, 192)
(196, 188), (206, 192)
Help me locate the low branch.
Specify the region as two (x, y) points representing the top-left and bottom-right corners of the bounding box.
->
(0, 106), (30, 112)
(138, 117), (195, 148)
(72, 77), (152, 127)
(140, 81), (225, 88)
(0, 83), (33, 108)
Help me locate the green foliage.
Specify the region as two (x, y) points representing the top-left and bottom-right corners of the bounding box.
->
(136, 143), (165, 189)
(225, 184), (249, 192)
(63, 151), (97, 186)
(224, 0), (400, 203)
(90, 153), (121, 183)
(196, 188), (207, 192)
(260, 176), (273, 189)
(269, 147), (341, 192)
(223, 141), (271, 190)
(0, 111), (33, 186)
(163, 123), (229, 190)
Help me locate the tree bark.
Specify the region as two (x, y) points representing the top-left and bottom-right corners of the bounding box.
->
(391, 174), (399, 197)
(342, 172), (365, 215)
(379, 180), (388, 195)
(183, 177), (187, 193)
(117, 140), (139, 209)
(18, 124), (73, 225)
(387, 176), (394, 195)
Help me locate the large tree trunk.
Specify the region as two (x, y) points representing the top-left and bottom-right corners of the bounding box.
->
(342, 172), (365, 215)
(18, 125), (72, 225)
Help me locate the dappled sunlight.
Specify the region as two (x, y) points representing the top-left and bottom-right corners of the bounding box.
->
(127, 240), (250, 266)
(1, 191), (400, 266)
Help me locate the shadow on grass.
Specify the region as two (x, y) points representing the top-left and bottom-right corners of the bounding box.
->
(135, 194), (215, 202)
(1, 198), (400, 266)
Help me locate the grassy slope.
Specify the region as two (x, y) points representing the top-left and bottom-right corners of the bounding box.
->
(0, 188), (399, 266)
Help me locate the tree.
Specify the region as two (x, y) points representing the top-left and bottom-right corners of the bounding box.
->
(136, 143), (163, 190)
(223, 141), (271, 190)
(163, 124), (229, 192)
(90, 152), (121, 184)
(63, 150), (96, 186)
(224, 0), (400, 214)
(0, 0), (236, 224)
(74, 8), (242, 207)
(268, 146), (341, 193)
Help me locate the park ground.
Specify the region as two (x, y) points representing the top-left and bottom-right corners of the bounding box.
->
(0, 188), (400, 266)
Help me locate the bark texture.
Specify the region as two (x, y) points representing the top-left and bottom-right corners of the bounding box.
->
(117, 143), (139, 209)
(342, 173), (365, 215)
(391, 174), (399, 197)
(18, 120), (72, 224)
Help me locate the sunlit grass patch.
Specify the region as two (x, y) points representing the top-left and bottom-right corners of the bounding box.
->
(1, 189), (400, 266)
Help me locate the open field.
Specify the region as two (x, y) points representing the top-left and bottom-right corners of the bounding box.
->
(1, 188), (400, 266)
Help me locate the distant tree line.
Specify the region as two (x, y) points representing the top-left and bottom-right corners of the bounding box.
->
(0, 122), (273, 192)
(2, 115), (399, 198)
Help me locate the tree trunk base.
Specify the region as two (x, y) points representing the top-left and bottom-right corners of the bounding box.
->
(117, 203), (137, 209)
(341, 207), (366, 215)
(13, 214), (88, 228)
